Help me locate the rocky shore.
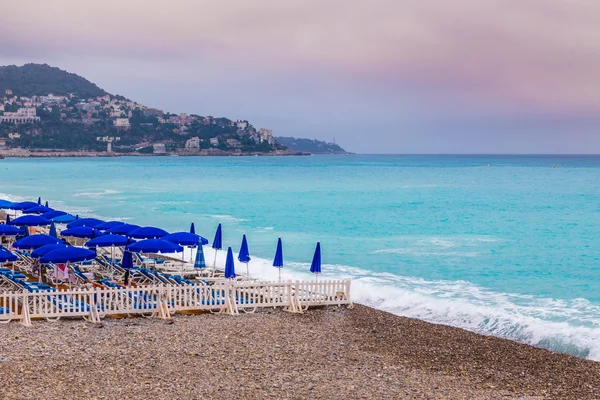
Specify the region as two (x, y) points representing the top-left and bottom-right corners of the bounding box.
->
(1, 304), (598, 399)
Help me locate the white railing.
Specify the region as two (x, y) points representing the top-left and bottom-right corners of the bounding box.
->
(0, 280), (352, 325)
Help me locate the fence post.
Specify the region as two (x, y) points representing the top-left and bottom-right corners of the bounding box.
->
(346, 280), (353, 308)
(20, 291), (31, 327)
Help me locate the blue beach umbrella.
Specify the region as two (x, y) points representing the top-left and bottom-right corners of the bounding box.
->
(10, 201), (38, 210)
(238, 234), (251, 277)
(273, 237), (284, 281)
(5, 215), (11, 225)
(37, 197), (41, 205)
(94, 221), (125, 231)
(85, 234), (130, 248)
(61, 226), (101, 239)
(51, 213), (77, 224)
(40, 247), (96, 264)
(190, 222), (195, 234)
(13, 234), (61, 250)
(127, 239), (183, 254)
(0, 200), (14, 209)
(67, 218), (105, 229)
(31, 243), (70, 259)
(194, 242), (206, 269)
(162, 232), (204, 247)
(41, 210), (66, 219)
(44, 201), (49, 208)
(0, 224), (22, 236)
(22, 205), (53, 214)
(106, 223), (140, 235)
(10, 215), (51, 227)
(121, 250), (134, 270)
(224, 247), (236, 279)
(310, 242), (322, 281)
(127, 226), (169, 239)
(0, 249), (17, 263)
(211, 223), (222, 268)
(49, 221), (57, 238)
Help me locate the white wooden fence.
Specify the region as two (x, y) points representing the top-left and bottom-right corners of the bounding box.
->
(0, 280), (352, 325)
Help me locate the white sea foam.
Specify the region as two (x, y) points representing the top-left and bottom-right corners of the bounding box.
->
(73, 189), (120, 197)
(204, 214), (248, 223)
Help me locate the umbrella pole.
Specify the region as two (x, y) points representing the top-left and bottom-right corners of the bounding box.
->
(213, 250), (218, 270)
(111, 244), (115, 280)
(246, 262), (249, 278)
(278, 267), (281, 282)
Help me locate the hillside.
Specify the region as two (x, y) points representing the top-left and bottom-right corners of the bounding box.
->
(276, 136), (349, 154)
(0, 63), (106, 98)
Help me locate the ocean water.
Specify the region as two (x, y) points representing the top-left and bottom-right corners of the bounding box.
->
(1, 155), (599, 360)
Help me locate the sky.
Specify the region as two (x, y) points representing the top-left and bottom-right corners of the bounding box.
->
(1, 0), (600, 153)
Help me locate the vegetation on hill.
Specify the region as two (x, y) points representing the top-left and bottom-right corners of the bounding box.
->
(0, 63), (106, 98)
(276, 137), (349, 154)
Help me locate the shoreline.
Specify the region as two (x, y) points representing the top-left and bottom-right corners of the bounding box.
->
(0, 149), (312, 158)
(1, 304), (598, 399)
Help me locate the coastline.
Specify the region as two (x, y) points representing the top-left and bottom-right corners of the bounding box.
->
(0, 149), (312, 158)
(1, 304), (598, 399)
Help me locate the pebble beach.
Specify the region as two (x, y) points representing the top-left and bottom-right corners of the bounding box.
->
(1, 305), (598, 400)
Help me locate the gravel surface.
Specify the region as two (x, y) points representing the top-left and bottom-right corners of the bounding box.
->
(0, 305), (599, 399)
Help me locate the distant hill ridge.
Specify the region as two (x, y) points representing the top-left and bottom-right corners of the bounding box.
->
(276, 136), (349, 154)
(0, 63), (106, 98)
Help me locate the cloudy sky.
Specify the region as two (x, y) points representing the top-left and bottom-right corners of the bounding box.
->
(2, 0), (600, 153)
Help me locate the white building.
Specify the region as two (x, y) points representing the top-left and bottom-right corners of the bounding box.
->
(8, 132), (20, 139)
(185, 136), (200, 149)
(0, 108), (41, 124)
(0, 104), (4, 112)
(114, 118), (130, 128)
(236, 121), (248, 129)
(153, 143), (166, 154)
(259, 128), (273, 143)
(209, 137), (219, 146)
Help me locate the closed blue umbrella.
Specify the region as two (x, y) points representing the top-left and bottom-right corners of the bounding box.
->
(49, 221), (57, 238)
(61, 226), (101, 239)
(0, 249), (17, 263)
(13, 234), (61, 250)
(194, 242), (206, 269)
(31, 243), (69, 258)
(45, 201), (48, 207)
(51, 213), (77, 224)
(23, 205), (53, 214)
(190, 222), (195, 234)
(5, 215), (11, 224)
(310, 242), (322, 281)
(211, 223), (222, 268)
(106, 223), (140, 235)
(40, 247), (96, 264)
(0, 224), (22, 236)
(37, 197), (41, 205)
(10, 201), (38, 210)
(273, 237), (283, 281)
(121, 250), (134, 270)
(238, 234), (251, 277)
(127, 226), (169, 239)
(10, 215), (50, 227)
(224, 247), (236, 279)
(67, 218), (105, 229)
(95, 221), (125, 231)
(127, 239), (183, 254)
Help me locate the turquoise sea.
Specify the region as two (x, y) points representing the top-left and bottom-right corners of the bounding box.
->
(1, 155), (599, 360)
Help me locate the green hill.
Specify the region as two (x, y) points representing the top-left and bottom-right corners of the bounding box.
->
(0, 63), (106, 98)
(276, 137), (349, 154)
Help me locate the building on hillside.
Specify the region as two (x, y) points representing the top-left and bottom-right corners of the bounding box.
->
(258, 128), (273, 143)
(226, 138), (241, 147)
(114, 118), (130, 128)
(0, 108), (41, 124)
(143, 108), (164, 117)
(209, 137), (219, 146)
(153, 143), (166, 154)
(185, 136), (200, 149)
(0, 104), (4, 112)
(8, 132), (20, 139)
(236, 121), (248, 129)
(0, 138), (7, 148)
(5, 89), (12, 96)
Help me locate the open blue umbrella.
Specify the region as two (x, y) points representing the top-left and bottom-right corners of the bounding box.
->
(310, 242), (322, 281)
(61, 226), (101, 239)
(9, 201), (39, 210)
(121, 250), (133, 270)
(51, 213), (77, 224)
(194, 241), (206, 269)
(127, 239), (183, 254)
(190, 222), (195, 234)
(95, 221), (125, 231)
(49, 221), (57, 238)
(106, 223), (140, 235)
(224, 247), (236, 279)
(67, 218), (105, 229)
(127, 226), (169, 239)
(212, 223), (222, 268)
(41, 210), (66, 219)
(10, 215), (50, 227)
(0, 200), (14, 209)
(13, 234), (62, 250)
(85, 234), (130, 248)
(0, 224), (22, 236)
(0, 249), (17, 263)
(238, 234), (251, 277)
(22, 205), (53, 214)
(31, 243), (70, 258)
(162, 232), (204, 247)
(273, 237), (284, 281)
(40, 247), (96, 264)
